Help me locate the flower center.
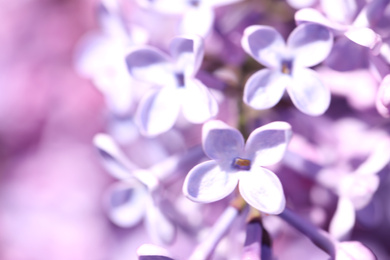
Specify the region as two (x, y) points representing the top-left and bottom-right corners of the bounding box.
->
(281, 60), (293, 75)
(232, 157), (251, 171)
(175, 73), (185, 87)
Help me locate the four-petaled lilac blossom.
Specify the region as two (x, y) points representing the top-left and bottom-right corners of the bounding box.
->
(241, 23), (333, 116)
(126, 35), (218, 136)
(183, 120), (292, 214)
(136, 0), (242, 36)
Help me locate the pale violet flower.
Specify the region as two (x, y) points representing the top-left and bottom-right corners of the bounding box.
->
(126, 35), (218, 136)
(93, 133), (176, 245)
(295, 0), (383, 52)
(183, 120), (292, 214)
(136, 0), (242, 36)
(241, 23), (333, 116)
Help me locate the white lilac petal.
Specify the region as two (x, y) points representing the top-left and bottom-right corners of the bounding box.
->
(137, 244), (175, 260)
(181, 79), (218, 124)
(202, 120), (244, 162)
(294, 8), (348, 31)
(287, 23), (333, 68)
(329, 197), (356, 241)
(137, 0), (189, 14)
(183, 160), (239, 203)
(241, 25), (286, 69)
(320, 0), (357, 24)
(93, 133), (137, 179)
(336, 241), (377, 260)
(169, 35), (204, 77)
(353, 139), (390, 176)
(245, 121), (292, 167)
(135, 87), (181, 136)
(287, 68), (330, 116)
(105, 180), (148, 228)
(180, 6), (215, 37)
(125, 47), (176, 86)
(243, 69), (288, 110)
(376, 74), (390, 117)
(344, 27), (382, 51)
(207, 0), (243, 7)
(286, 0), (317, 9)
(339, 174), (380, 209)
(238, 167), (285, 214)
(353, 0), (389, 28)
(145, 199), (176, 245)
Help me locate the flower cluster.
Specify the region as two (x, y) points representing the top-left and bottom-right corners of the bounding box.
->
(70, 0), (390, 259)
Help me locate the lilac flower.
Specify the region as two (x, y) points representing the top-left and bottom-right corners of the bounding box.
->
(93, 133), (176, 244)
(183, 120), (292, 214)
(241, 23), (333, 116)
(136, 0), (242, 36)
(74, 0), (138, 116)
(376, 74), (390, 117)
(126, 35), (218, 136)
(295, 0), (383, 52)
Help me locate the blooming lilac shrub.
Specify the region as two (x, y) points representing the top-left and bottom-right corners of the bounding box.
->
(3, 0), (390, 259)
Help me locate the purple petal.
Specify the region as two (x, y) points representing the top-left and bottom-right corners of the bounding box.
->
(183, 160), (239, 203)
(245, 121), (292, 166)
(126, 47), (175, 86)
(93, 133), (137, 179)
(329, 197), (355, 240)
(238, 167), (285, 214)
(180, 7), (214, 37)
(139, 0), (189, 14)
(169, 35), (204, 76)
(376, 74), (390, 117)
(137, 244), (175, 260)
(287, 68), (331, 116)
(287, 23), (333, 68)
(145, 201), (176, 245)
(181, 79), (218, 123)
(135, 88), (181, 136)
(243, 69), (288, 110)
(241, 25), (285, 69)
(202, 120), (244, 162)
(105, 180), (148, 227)
(286, 0), (317, 9)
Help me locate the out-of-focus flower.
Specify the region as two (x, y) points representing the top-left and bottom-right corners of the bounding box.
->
(183, 120), (292, 214)
(126, 35), (218, 136)
(241, 23), (333, 116)
(295, 0), (383, 52)
(136, 0), (242, 36)
(93, 133), (176, 245)
(376, 74), (390, 117)
(74, 0), (139, 116)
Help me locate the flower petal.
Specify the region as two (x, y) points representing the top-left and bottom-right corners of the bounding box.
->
(336, 241), (377, 260)
(183, 160), (239, 203)
(181, 79), (218, 123)
(170, 35), (204, 76)
(294, 8), (348, 31)
(135, 87), (181, 136)
(137, 244), (175, 260)
(145, 200), (176, 245)
(93, 133), (137, 179)
(125, 47), (176, 86)
(287, 68), (330, 116)
(239, 167), (285, 214)
(202, 120), (244, 162)
(344, 27), (382, 51)
(320, 0), (357, 24)
(180, 7), (214, 37)
(286, 0), (317, 9)
(243, 69), (288, 110)
(329, 197), (355, 240)
(287, 23), (333, 68)
(245, 121), (292, 166)
(136, 0), (189, 14)
(105, 180), (148, 227)
(241, 25), (285, 69)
